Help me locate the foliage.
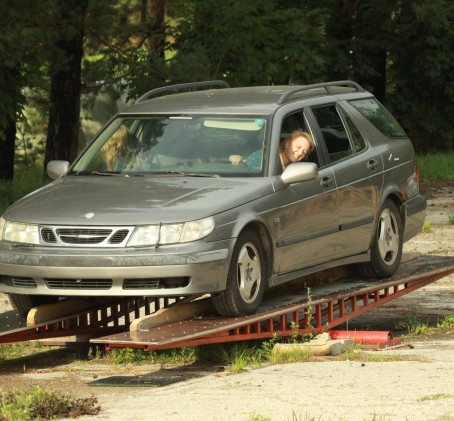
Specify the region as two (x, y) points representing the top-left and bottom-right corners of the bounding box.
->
(0, 386), (100, 421)
(418, 393), (454, 403)
(417, 152), (454, 181)
(2, 0), (454, 182)
(437, 315), (454, 329)
(0, 166), (48, 215)
(389, 0), (454, 152)
(92, 345), (198, 366)
(0, 342), (47, 361)
(395, 305), (429, 335)
(448, 213), (454, 225)
(169, 0), (328, 86)
(421, 220), (432, 233)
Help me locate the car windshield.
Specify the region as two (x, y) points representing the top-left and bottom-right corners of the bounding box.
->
(71, 115), (268, 177)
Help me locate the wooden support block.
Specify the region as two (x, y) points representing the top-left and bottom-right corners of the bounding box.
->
(26, 298), (112, 326)
(130, 297), (214, 332)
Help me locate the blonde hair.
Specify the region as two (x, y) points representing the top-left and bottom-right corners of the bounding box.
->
(102, 125), (130, 171)
(280, 130), (315, 153)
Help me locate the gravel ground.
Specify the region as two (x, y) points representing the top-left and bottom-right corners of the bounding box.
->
(0, 188), (453, 421)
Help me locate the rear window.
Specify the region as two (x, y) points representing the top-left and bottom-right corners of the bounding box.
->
(349, 98), (407, 139)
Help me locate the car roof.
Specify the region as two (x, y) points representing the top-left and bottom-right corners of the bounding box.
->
(121, 81), (365, 116)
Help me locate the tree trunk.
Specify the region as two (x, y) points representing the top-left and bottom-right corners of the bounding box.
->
(143, 0), (166, 82)
(45, 0), (89, 169)
(0, 63), (22, 181)
(0, 118), (16, 181)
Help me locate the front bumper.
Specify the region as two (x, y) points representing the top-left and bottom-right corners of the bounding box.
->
(0, 240), (232, 297)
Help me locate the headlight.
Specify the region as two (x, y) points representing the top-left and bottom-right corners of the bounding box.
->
(128, 217), (215, 246)
(2, 220), (40, 245)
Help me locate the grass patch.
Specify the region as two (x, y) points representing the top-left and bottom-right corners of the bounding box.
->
(418, 393), (454, 402)
(421, 220), (433, 232)
(0, 342), (51, 361)
(417, 152), (454, 182)
(395, 311), (454, 337)
(0, 165), (48, 215)
(0, 386), (100, 420)
(437, 315), (454, 329)
(448, 213), (454, 225)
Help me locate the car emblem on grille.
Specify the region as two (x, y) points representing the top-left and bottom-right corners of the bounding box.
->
(84, 212), (95, 219)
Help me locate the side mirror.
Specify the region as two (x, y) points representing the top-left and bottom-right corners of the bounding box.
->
(47, 160), (70, 180)
(281, 162), (319, 185)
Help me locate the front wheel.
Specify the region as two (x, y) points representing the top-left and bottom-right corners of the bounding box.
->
(7, 294), (59, 317)
(212, 229), (267, 316)
(357, 199), (403, 278)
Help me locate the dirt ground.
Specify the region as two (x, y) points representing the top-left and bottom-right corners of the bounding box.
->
(0, 185), (453, 421)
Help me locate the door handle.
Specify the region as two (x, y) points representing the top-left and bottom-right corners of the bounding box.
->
(320, 176), (333, 188)
(367, 159), (378, 170)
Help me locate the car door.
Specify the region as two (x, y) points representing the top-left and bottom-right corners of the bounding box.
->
(308, 103), (384, 260)
(268, 112), (338, 275)
(272, 167), (338, 274)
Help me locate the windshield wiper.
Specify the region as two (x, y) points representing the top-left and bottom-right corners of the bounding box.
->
(71, 171), (140, 177)
(148, 171), (219, 178)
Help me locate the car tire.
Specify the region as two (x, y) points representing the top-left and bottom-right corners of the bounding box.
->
(357, 199), (403, 278)
(212, 229), (267, 316)
(7, 294), (60, 317)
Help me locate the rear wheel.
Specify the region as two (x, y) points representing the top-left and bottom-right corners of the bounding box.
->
(212, 229), (267, 316)
(357, 199), (403, 278)
(7, 294), (59, 317)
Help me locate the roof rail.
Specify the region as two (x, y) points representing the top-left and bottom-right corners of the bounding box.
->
(136, 80), (231, 103)
(277, 80), (364, 105)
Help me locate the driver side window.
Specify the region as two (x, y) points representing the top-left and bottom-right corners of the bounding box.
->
(280, 113), (319, 167)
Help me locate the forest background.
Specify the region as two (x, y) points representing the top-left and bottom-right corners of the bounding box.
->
(0, 0), (453, 182)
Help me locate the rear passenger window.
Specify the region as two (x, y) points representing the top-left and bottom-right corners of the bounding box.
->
(312, 105), (353, 163)
(338, 108), (366, 152)
(349, 98), (407, 139)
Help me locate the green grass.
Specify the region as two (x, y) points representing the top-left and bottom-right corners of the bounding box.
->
(0, 165), (48, 215)
(417, 152), (454, 182)
(0, 386), (100, 420)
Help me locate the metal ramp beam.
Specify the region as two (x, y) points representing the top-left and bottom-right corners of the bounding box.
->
(91, 254), (454, 351)
(0, 297), (181, 344)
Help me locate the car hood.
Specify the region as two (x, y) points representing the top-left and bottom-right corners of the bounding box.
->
(4, 175), (275, 225)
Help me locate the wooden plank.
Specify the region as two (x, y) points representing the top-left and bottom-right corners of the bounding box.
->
(130, 297), (214, 332)
(26, 298), (114, 326)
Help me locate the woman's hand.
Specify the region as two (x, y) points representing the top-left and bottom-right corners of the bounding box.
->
(229, 155), (245, 165)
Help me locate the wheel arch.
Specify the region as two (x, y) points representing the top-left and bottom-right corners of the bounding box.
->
(378, 191), (406, 227)
(236, 220), (274, 285)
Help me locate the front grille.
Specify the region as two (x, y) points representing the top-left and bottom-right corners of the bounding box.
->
(12, 277), (37, 288)
(44, 278), (113, 290)
(39, 225), (134, 247)
(57, 228), (112, 244)
(124, 279), (161, 289)
(123, 277), (190, 290)
(0, 276), (37, 288)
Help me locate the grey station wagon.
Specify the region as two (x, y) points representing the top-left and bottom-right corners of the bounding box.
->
(0, 80), (427, 316)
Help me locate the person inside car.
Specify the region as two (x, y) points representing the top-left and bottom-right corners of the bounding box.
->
(102, 125), (138, 171)
(229, 130), (314, 172)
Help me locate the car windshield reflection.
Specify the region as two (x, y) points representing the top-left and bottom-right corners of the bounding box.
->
(71, 115), (268, 177)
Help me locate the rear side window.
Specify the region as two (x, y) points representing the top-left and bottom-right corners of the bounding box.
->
(349, 98), (407, 139)
(312, 105), (353, 163)
(338, 108), (366, 153)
